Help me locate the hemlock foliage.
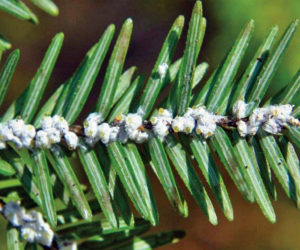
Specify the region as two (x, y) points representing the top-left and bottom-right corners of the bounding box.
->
(0, 1), (299, 249)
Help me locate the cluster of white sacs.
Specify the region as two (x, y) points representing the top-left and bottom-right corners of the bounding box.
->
(1, 201), (77, 249)
(0, 115), (78, 150)
(1, 201), (54, 246)
(0, 102), (299, 150)
(83, 106), (226, 145)
(233, 101), (300, 137)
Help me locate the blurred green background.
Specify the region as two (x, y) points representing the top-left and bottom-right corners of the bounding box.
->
(0, 0), (299, 249)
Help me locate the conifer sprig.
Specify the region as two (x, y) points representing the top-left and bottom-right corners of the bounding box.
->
(0, 1), (299, 249)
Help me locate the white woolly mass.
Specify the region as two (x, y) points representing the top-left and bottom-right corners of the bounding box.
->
(172, 116), (185, 132)
(123, 113), (149, 143)
(233, 101), (296, 137)
(125, 113), (143, 130)
(157, 62), (169, 78)
(0, 124), (15, 141)
(3, 119), (34, 149)
(45, 128), (61, 144)
(81, 104), (299, 143)
(151, 108), (173, 140)
(41, 116), (73, 147)
(53, 116), (69, 134)
(232, 100), (248, 119)
(172, 113), (196, 134)
(125, 113), (143, 140)
(98, 123), (111, 144)
(187, 106), (224, 138)
(21, 227), (36, 243)
(35, 130), (50, 148)
(34, 116), (73, 148)
(0, 102), (298, 149)
(3, 201), (25, 226)
(109, 126), (120, 142)
(236, 120), (249, 137)
(86, 112), (102, 123)
(64, 132), (78, 149)
(83, 112), (103, 145)
(135, 132), (149, 143)
(263, 118), (280, 134)
(8, 119), (25, 137)
(21, 137), (33, 148)
(24, 211), (54, 247)
(0, 115), (71, 149)
(84, 120), (98, 138)
(23, 125), (36, 138)
(152, 119), (170, 140)
(3, 202), (54, 247)
(183, 116), (195, 134)
(41, 116), (53, 130)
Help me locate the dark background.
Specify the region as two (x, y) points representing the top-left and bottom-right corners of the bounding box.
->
(0, 0), (299, 249)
